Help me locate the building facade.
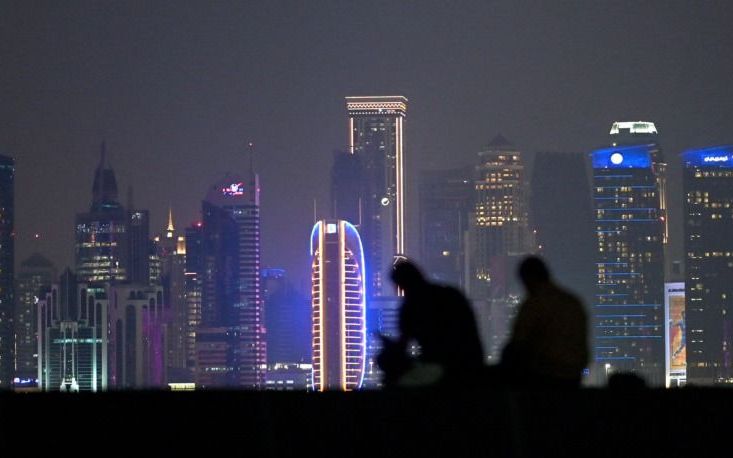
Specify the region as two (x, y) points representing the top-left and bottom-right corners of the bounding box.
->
(184, 222), (203, 371)
(14, 254), (57, 380)
(195, 173), (265, 388)
(529, 152), (595, 307)
(683, 146), (733, 385)
(37, 271), (108, 392)
(156, 210), (190, 381)
(107, 283), (167, 388)
(469, 135), (530, 361)
(592, 144), (665, 385)
(610, 122), (670, 271)
(262, 268), (310, 366)
(75, 146), (129, 284)
(345, 96), (407, 297)
(310, 220), (366, 391)
(0, 154), (13, 388)
(418, 167), (473, 288)
(75, 145), (154, 286)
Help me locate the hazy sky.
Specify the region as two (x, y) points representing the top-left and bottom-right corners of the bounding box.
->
(2, 1), (732, 291)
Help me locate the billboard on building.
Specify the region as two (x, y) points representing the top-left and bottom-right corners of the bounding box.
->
(665, 282), (686, 387)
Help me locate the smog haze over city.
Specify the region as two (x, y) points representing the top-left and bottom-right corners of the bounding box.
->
(2, 1), (731, 289)
(6, 1), (733, 453)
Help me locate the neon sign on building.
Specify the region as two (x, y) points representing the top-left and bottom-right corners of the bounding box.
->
(221, 182), (245, 196)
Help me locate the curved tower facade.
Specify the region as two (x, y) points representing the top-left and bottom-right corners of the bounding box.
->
(310, 220), (366, 391)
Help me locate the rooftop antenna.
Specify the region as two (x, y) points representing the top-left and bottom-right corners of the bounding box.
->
(247, 141), (255, 175)
(313, 199), (317, 224)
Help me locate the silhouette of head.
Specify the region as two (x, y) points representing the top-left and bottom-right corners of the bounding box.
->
(391, 258), (427, 292)
(518, 256), (551, 294)
(608, 372), (646, 390)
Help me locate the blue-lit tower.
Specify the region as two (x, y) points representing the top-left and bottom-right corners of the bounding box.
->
(683, 146), (733, 385)
(310, 220), (367, 391)
(592, 145), (665, 385)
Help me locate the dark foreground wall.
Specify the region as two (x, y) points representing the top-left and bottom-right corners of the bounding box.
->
(0, 388), (729, 457)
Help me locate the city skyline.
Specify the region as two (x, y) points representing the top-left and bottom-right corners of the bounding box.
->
(3, 2), (733, 294)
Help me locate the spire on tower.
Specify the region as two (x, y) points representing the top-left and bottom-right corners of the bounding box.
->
(166, 207), (175, 236)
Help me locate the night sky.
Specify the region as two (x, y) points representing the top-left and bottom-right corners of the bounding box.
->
(2, 1), (732, 292)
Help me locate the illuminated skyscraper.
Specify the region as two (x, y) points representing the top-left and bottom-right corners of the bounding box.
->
(610, 122), (669, 271)
(14, 254), (56, 380)
(75, 144), (128, 284)
(195, 173), (265, 388)
(592, 144), (665, 385)
(310, 220), (366, 391)
(0, 154), (13, 388)
(37, 270), (108, 392)
(683, 146), (733, 385)
(345, 96), (406, 297)
(469, 135), (530, 361)
(184, 222), (203, 371)
(107, 283), (167, 388)
(75, 144), (155, 286)
(155, 210), (189, 380)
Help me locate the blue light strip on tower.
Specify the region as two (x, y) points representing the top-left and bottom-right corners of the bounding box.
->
(682, 145), (733, 168)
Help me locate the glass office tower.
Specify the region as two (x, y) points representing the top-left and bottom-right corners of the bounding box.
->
(592, 144), (665, 385)
(683, 146), (733, 385)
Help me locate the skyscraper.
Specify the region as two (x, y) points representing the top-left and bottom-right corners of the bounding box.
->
(75, 145), (128, 284)
(610, 122), (669, 271)
(0, 154), (14, 388)
(37, 270), (108, 392)
(469, 135), (530, 361)
(530, 152), (595, 307)
(184, 222), (203, 371)
(592, 144), (665, 385)
(683, 146), (733, 385)
(262, 268), (310, 365)
(156, 210), (189, 381)
(107, 283), (167, 388)
(195, 173), (265, 388)
(127, 208), (153, 284)
(330, 150), (364, 227)
(75, 144), (155, 286)
(14, 254), (57, 381)
(345, 96), (407, 297)
(418, 167), (473, 288)
(310, 220), (367, 391)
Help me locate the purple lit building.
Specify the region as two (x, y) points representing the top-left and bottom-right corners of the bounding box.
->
(107, 283), (167, 388)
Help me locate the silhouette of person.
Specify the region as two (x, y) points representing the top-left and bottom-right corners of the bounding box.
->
(500, 256), (589, 388)
(377, 259), (484, 387)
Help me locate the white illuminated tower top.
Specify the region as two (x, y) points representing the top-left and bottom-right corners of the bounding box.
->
(609, 120), (668, 249)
